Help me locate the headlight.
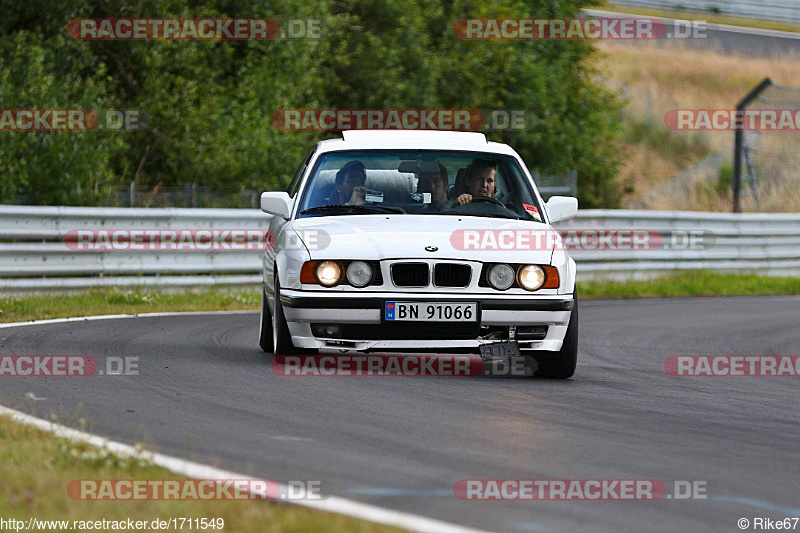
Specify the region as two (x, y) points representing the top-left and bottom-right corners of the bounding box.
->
(488, 264), (515, 290)
(517, 265), (545, 291)
(346, 261), (373, 287)
(315, 261), (342, 287)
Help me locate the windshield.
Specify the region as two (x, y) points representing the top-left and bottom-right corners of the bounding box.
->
(296, 150), (544, 221)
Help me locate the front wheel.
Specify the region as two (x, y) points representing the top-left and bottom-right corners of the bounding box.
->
(533, 291), (578, 379)
(273, 278), (317, 356)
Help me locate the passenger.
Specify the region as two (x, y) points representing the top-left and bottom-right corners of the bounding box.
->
(416, 162), (449, 211)
(327, 160), (368, 205)
(456, 160), (497, 205)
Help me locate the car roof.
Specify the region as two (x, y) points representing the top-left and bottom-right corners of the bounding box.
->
(315, 130), (519, 157)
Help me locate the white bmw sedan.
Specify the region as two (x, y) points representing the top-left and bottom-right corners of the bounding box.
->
(259, 130), (579, 378)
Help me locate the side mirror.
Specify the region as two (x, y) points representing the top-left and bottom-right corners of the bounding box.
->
(545, 196), (578, 223)
(260, 192), (292, 218)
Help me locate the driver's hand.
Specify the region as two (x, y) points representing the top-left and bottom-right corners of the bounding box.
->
(349, 187), (367, 205)
(456, 193), (472, 205)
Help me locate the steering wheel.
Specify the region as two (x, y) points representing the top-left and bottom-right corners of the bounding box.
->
(442, 195), (506, 210)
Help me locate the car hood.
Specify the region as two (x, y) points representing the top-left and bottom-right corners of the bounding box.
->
(290, 215), (555, 263)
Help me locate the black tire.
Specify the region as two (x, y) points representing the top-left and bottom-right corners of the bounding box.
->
(273, 278), (317, 356)
(533, 290), (578, 379)
(258, 286), (273, 352)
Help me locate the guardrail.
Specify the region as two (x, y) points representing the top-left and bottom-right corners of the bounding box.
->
(557, 210), (800, 280)
(0, 205), (270, 291)
(1, 205), (799, 291)
(607, 0), (800, 24)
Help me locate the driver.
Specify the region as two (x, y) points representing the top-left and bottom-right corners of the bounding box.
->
(455, 160), (496, 205)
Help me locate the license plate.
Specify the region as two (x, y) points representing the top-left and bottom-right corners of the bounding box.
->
(479, 341), (521, 360)
(384, 301), (477, 322)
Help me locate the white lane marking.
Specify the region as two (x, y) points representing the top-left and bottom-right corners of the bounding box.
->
(0, 405), (490, 533)
(706, 495), (800, 515)
(270, 435), (314, 442)
(0, 310), (255, 329)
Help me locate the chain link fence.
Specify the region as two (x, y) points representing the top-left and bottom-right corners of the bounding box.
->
(533, 171), (578, 200)
(5, 183), (262, 209)
(5, 174), (579, 208)
(735, 79), (800, 213)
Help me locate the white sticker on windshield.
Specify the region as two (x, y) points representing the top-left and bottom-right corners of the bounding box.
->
(364, 190), (384, 203)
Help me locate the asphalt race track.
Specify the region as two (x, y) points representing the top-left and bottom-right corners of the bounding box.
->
(585, 9), (800, 58)
(2, 296), (799, 532)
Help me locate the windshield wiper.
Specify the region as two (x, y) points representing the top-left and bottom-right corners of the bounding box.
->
(437, 211), (521, 220)
(300, 204), (406, 216)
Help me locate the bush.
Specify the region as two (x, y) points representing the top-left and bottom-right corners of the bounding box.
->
(717, 163), (734, 193)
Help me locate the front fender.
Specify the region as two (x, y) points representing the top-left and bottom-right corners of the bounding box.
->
(263, 218), (310, 314)
(551, 248), (577, 294)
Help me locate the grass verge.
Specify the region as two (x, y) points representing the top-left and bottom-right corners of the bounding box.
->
(592, 2), (800, 33)
(0, 287), (260, 323)
(581, 271), (800, 299)
(0, 414), (403, 533)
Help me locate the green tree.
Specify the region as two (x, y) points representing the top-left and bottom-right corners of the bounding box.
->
(0, 29), (124, 205)
(0, 0), (622, 207)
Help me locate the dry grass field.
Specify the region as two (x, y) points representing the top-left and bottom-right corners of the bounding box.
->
(595, 41), (800, 211)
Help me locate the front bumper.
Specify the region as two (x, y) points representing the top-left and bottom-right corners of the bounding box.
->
(280, 289), (574, 352)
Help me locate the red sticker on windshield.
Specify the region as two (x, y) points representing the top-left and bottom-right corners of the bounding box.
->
(523, 204), (541, 220)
